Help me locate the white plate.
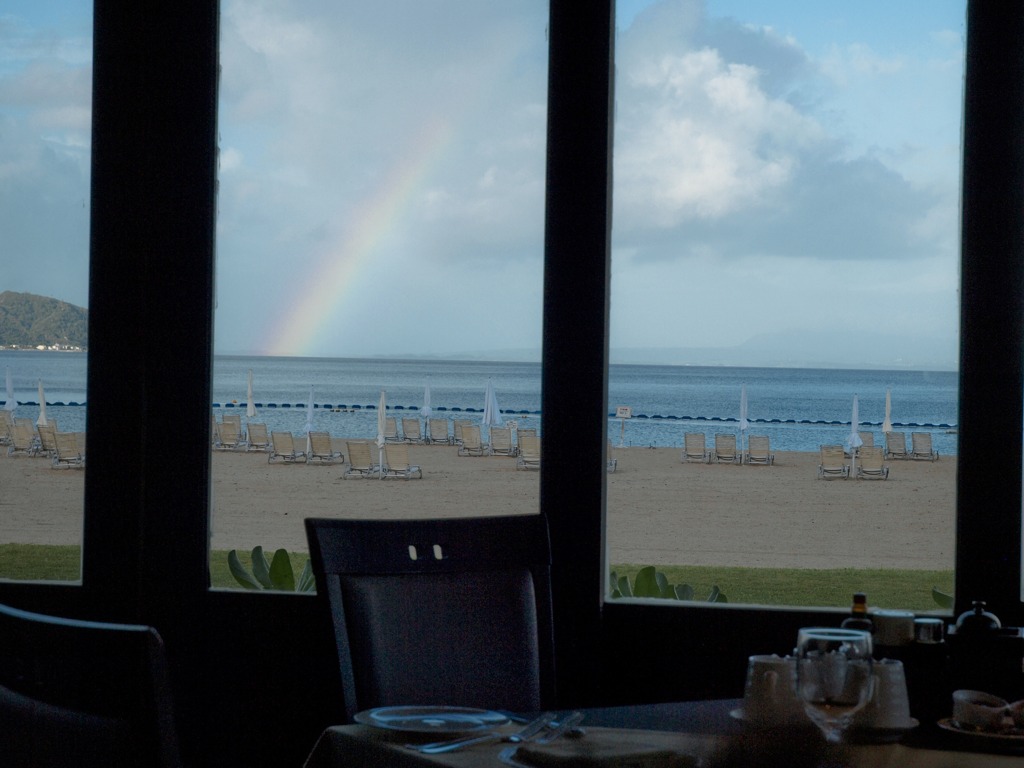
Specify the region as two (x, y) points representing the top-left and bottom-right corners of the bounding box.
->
(937, 718), (1024, 753)
(353, 706), (510, 734)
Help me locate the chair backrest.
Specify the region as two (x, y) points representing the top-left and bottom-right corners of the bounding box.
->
(37, 422), (58, 453)
(911, 432), (932, 451)
(748, 435), (770, 457)
(684, 432), (705, 455)
(428, 418), (449, 443)
(305, 515), (555, 722)
(271, 431), (295, 454)
(247, 422), (269, 447)
(859, 445), (885, 469)
(518, 434), (541, 466)
(820, 444), (846, 468)
(715, 433), (737, 459)
(401, 417), (421, 441)
(383, 417), (398, 439)
(346, 441), (374, 471)
(10, 421), (35, 451)
(0, 603), (182, 768)
(858, 431), (874, 447)
(490, 426), (513, 454)
(383, 441), (411, 470)
(53, 431), (83, 466)
(309, 431), (334, 457)
(462, 424), (483, 450)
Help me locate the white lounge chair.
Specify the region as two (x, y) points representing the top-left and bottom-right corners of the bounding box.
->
(856, 445), (889, 479)
(745, 435), (775, 466)
(382, 442), (422, 479)
(910, 432), (939, 461)
(817, 444), (850, 479)
(268, 431), (306, 463)
(682, 433), (710, 463)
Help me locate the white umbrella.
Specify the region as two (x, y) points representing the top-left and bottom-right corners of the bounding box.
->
(246, 369), (257, 419)
(4, 367), (15, 412)
(422, 384), (432, 420)
(376, 390), (387, 478)
(305, 385), (315, 453)
(882, 388), (893, 434)
(36, 379), (48, 426)
(482, 379), (503, 428)
(738, 385), (749, 457)
(847, 394), (863, 476)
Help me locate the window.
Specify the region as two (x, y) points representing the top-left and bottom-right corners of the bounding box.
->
(606, 1), (964, 612)
(0, 1), (92, 582)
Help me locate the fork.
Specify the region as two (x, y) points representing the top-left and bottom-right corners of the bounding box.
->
(406, 711), (555, 754)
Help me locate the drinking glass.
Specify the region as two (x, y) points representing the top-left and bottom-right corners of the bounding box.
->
(794, 627), (874, 744)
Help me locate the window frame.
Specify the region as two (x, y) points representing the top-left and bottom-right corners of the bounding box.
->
(0, 0), (1022, 746)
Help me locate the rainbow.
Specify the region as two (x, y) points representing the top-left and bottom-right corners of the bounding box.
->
(263, 116), (455, 357)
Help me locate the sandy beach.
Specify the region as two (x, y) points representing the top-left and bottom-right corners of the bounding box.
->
(0, 440), (955, 570)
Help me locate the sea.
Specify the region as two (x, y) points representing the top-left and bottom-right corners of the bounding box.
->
(0, 351), (960, 455)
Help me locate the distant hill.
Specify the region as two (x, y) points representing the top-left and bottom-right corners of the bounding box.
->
(0, 291), (88, 350)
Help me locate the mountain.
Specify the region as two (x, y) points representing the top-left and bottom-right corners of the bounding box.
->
(0, 291), (88, 350)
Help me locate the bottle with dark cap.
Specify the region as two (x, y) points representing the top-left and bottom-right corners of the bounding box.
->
(841, 592), (874, 633)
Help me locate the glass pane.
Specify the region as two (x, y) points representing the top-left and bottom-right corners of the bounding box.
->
(212, 1), (549, 589)
(0, 2), (92, 581)
(608, 1), (963, 611)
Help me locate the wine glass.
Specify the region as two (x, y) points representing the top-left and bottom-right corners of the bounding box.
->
(794, 627), (874, 744)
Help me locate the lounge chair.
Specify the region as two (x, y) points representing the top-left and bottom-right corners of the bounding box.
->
(516, 433), (541, 470)
(51, 431), (85, 469)
(607, 439), (617, 473)
(745, 435), (775, 465)
(453, 419), (474, 446)
(268, 431), (306, 463)
(7, 421), (38, 457)
(382, 442), (422, 479)
(817, 444), (850, 479)
(344, 441), (379, 478)
(884, 431), (909, 460)
(910, 432), (939, 461)
(856, 445), (889, 479)
(222, 412), (242, 437)
(382, 416), (401, 443)
(858, 431), (874, 448)
(489, 425), (515, 456)
(712, 434), (739, 464)
(308, 431), (343, 464)
(427, 418), (451, 445)
(401, 417), (422, 444)
(36, 422), (58, 458)
(458, 424), (487, 456)
(682, 432), (710, 463)
(0, 410), (13, 446)
(246, 422), (271, 452)
(215, 419), (244, 451)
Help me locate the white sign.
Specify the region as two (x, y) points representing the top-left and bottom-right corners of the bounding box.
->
(616, 406), (632, 419)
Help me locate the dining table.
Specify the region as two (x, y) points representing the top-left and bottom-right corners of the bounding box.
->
(302, 699), (1024, 767)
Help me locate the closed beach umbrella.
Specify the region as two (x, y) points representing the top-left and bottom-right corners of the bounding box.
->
(482, 379), (503, 428)
(422, 384), (432, 420)
(848, 394), (863, 475)
(376, 389), (387, 478)
(305, 385), (315, 453)
(246, 369), (257, 419)
(738, 385), (749, 456)
(4, 367), (15, 412)
(36, 379), (48, 426)
(882, 388), (893, 434)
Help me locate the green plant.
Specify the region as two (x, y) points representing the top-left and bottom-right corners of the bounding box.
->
(228, 546), (315, 592)
(610, 565), (727, 603)
(932, 586), (954, 609)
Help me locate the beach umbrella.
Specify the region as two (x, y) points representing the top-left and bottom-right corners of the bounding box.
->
(376, 389), (387, 478)
(246, 369), (257, 419)
(738, 385), (749, 457)
(305, 385), (315, 453)
(421, 384), (432, 420)
(482, 379), (503, 428)
(36, 379), (48, 426)
(4, 367), (15, 412)
(847, 394), (863, 476)
(882, 388), (893, 434)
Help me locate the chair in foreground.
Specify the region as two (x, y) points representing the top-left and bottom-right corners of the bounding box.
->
(745, 435), (775, 465)
(427, 418), (450, 445)
(304, 515), (555, 722)
(457, 424), (487, 456)
(682, 432), (710, 463)
(268, 431), (306, 463)
(344, 441), (379, 478)
(712, 433), (739, 464)
(884, 431), (909, 460)
(0, 602), (182, 768)
(516, 433), (541, 470)
(489, 425), (515, 456)
(910, 432), (939, 461)
(52, 431), (85, 469)
(817, 444), (850, 479)
(401, 417), (422, 444)
(856, 445), (889, 480)
(382, 442), (422, 479)
(308, 432), (344, 464)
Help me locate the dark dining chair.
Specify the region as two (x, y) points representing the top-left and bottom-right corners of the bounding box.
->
(304, 514), (556, 721)
(0, 602), (183, 768)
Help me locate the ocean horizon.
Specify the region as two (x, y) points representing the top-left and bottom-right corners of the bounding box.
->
(1, 351), (959, 455)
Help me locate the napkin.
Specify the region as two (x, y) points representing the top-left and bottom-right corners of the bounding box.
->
(512, 734), (695, 768)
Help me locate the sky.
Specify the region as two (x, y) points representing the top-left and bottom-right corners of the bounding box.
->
(2, 1), (966, 368)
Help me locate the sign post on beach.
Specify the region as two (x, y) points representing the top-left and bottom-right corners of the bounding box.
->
(616, 405), (632, 447)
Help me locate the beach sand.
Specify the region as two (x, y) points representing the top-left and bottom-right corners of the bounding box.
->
(0, 441), (955, 570)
